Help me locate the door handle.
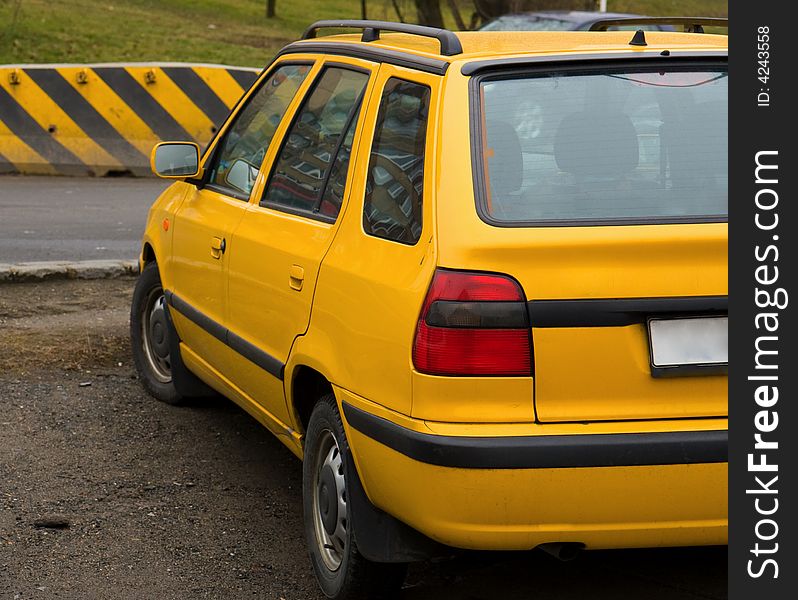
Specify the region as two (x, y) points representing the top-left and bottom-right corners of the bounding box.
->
(211, 236), (226, 259)
(289, 264), (305, 291)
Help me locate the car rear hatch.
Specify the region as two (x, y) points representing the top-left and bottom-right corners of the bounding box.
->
(444, 58), (728, 423)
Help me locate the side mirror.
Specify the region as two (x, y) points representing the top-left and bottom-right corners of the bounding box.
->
(150, 142), (201, 179)
(224, 158), (260, 194)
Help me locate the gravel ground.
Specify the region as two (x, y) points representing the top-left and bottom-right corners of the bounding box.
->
(0, 279), (728, 599)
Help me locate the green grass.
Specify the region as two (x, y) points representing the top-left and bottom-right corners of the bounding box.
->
(0, 0), (726, 67)
(0, 0), (366, 66)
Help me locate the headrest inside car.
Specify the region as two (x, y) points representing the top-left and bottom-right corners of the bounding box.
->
(554, 111), (639, 179)
(485, 120), (523, 197)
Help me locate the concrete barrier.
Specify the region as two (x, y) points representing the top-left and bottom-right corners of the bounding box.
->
(0, 63), (259, 176)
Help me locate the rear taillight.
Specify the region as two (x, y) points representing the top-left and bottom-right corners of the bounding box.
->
(412, 269), (532, 376)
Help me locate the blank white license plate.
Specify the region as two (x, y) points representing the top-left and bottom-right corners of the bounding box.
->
(649, 316), (728, 367)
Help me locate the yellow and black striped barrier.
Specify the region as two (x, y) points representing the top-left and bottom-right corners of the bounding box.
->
(0, 63), (259, 176)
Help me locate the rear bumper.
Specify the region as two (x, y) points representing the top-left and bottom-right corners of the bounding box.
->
(341, 398), (728, 551)
(343, 403), (726, 469)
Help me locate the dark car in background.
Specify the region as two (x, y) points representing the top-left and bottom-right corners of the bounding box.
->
(480, 10), (674, 31)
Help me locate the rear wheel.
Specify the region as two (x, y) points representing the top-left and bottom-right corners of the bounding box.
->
(130, 262), (181, 405)
(303, 395), (406, 599)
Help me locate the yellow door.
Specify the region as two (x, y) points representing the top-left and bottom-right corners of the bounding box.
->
(225, 59), (376, 425)
(299, 65), (441, 418)
(169, 187), (247, 371)
(169, 62), (315, 372)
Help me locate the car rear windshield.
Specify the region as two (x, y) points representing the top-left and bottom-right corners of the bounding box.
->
(475, 64), (728, 226)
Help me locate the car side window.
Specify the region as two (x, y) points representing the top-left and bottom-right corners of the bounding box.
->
(207, 63), (311, 198)
(318, 117), (358, 218)
(362, 78), (430, 245)
(261, 67), (369, 220)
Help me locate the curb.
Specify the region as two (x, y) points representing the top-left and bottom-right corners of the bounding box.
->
(0, 259), (139, 283)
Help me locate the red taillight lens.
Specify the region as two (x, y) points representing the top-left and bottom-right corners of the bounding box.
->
(412, 269), (532, 376)
(425, 270), (525, 302)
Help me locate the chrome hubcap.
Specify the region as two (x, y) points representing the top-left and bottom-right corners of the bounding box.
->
(141, 289), (171, 383)
(312, 430), (347, 571)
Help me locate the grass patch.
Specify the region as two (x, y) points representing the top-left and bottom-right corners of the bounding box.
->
(0, 0), (726, 67)
(0, 328), (130, 374)
(0, 0), (364, 66)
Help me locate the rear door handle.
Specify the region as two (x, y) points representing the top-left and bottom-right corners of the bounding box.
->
(289, 264), (304, 291)
(211, 236), (226, 259)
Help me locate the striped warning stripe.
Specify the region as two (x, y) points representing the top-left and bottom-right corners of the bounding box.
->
(0, 63), (259, 176)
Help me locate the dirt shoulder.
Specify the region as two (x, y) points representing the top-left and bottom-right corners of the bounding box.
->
(0, 278), (135, 374)
(0, 280), (727, 599)
(1, 280), (316, 598)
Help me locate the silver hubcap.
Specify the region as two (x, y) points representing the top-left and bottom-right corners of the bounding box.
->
(141, 289), (172, 383)
(312, 430), (348, 571)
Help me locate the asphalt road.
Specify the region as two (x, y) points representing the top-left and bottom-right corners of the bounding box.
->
(0, 176), (169, 263)
(0, 279), (728, 599)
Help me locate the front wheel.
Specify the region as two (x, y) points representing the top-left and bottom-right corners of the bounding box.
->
(130, 262), (181, 404)
(303, 395), (406, 599)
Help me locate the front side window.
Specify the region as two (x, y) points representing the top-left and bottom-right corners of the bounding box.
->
(476, 65), (728, 225)
(207, 63), (311, 198)
(363, 78), (430, 245)
(261, 67), (369, 220)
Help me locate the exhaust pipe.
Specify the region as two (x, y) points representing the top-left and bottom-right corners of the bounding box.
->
(537, 542), (585, 561)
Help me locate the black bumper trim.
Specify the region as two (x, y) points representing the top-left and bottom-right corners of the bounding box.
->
(528, 296), (728, 328)
(165, 290), (284, 381)
(342, 403), (727, 469)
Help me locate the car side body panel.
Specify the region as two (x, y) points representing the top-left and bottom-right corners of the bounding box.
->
(138, 180), (191, 288)
(291, 63), (441, 419)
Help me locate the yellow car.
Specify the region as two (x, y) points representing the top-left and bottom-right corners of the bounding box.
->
(132, 18), (728, 599)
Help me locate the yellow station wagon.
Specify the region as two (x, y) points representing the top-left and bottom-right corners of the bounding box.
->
(132, 18), (729, 599)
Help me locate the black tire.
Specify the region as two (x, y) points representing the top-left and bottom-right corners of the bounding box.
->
(130, 262), (182, 405)
(303, 395), (407, 600)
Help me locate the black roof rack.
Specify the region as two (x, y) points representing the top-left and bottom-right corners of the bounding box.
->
(301, 19), (463, 56)
(588, 17), (728, 33)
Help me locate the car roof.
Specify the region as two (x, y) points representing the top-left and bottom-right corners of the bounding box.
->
(285, 30), (728, 68)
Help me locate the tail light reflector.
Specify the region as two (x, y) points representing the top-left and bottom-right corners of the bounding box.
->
(412, 269), (532, 376)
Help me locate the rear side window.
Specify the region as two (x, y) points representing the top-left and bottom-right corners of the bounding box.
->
(207, 64), (311, 198)
(363, 78), (430, 245)
(476, 65), (728, 225)
(261, 67), (369, 221)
